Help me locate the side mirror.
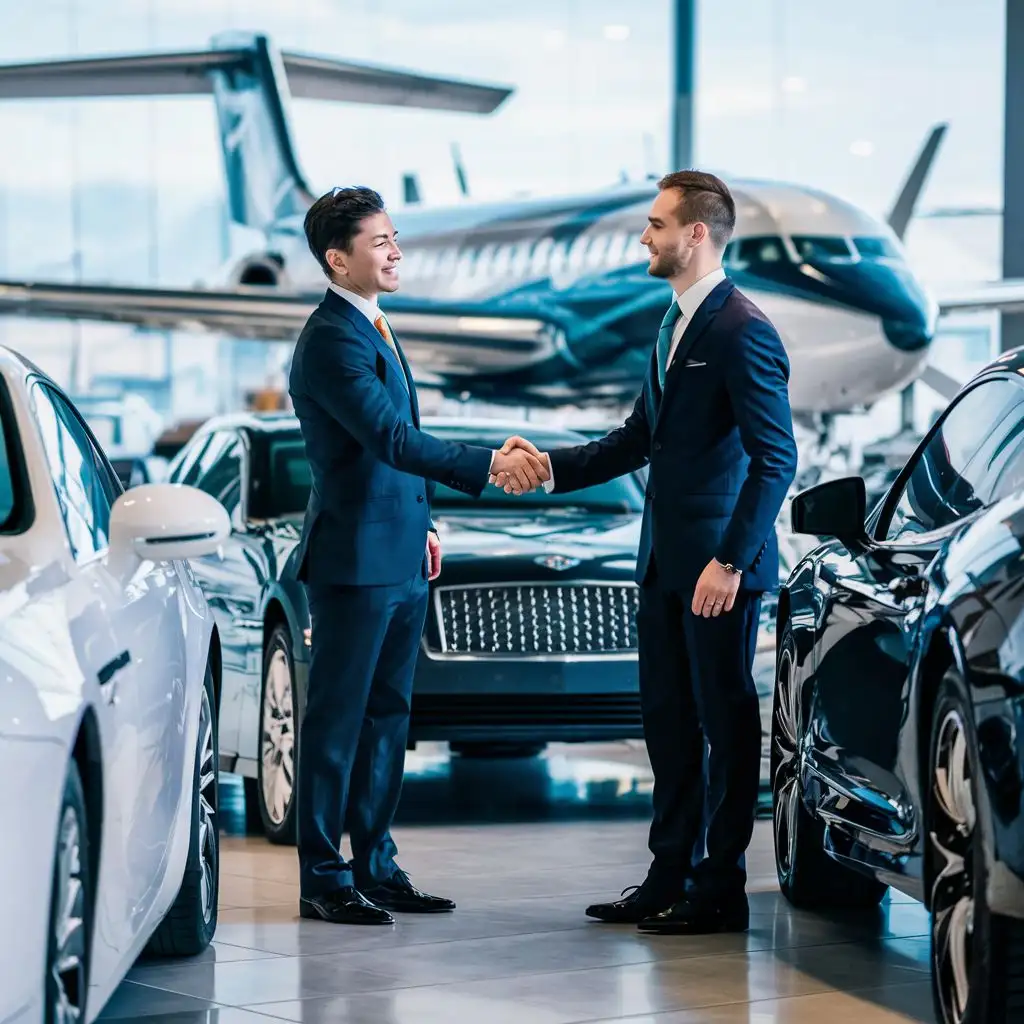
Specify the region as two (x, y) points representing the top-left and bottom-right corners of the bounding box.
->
(108, 483), (230, 573)
(790, 476), (867, 543)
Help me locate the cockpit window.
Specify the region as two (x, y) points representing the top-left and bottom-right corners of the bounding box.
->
(791, 236), (854, 262)
(853, 236), (901, 260)
(724, 236), (788, 269)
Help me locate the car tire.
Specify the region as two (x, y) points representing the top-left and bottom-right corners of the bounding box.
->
(46, 759), (91, 1024)
(771, 620), (888, 910)
(257, 623), (298, 845)
(928, 670), (1024, 1023)
(147, 661), (219, 957)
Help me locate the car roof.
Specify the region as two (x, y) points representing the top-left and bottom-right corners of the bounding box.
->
(194, 410), (593, 444)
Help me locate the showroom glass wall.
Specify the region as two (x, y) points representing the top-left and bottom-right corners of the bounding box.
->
(0, 0), (1006, 433)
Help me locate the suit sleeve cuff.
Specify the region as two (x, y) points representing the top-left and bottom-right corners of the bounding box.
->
(542, 455), (555, 493)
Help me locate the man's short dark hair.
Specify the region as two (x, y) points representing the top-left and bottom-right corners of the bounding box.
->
(303, 186), (386, 277)
(656, 170), (736, 249)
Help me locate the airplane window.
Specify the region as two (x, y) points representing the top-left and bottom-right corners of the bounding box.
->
(733, 236), (788, 266)
(510, 242), (531, 277)
(492, 244), (514, 277)
(455, 247), (475, 278)
(584, 234), (610, 268)
(605, 231), (628, 265)
(791, 236), (854, 262)
(549, 239), (569, 274)
(531, 237), (553, 275)
(475, 244), (496, 277)
(568, 235), (590, 270)
(853, 236), (900, 260)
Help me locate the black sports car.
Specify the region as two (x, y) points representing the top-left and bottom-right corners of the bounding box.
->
(774, 351), (1024, 1024)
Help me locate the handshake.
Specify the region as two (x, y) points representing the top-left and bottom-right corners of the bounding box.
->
(488, 435), (552, 495)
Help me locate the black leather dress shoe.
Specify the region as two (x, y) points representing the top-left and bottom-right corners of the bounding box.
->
(585, 880), (680, 924)
(299, 887), (394, 925)
(637, 893), (749, 935)
(361, 871), (455, 914)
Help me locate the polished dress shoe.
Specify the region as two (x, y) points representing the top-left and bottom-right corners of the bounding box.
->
(637, 892), (749, 935)
(585, 878), (681, 924)
(299, 887), (394, 925)
(360, 870), (455, 913)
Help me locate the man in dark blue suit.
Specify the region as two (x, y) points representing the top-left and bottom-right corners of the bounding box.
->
(289, 187), (549, 925)
(495, 171), (798, 934)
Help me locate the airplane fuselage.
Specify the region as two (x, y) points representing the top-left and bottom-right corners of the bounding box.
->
(234, 178), (939, 412)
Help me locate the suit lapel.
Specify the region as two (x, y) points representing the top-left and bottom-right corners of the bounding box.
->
(387, 316), (420, 425)
(655, 278), (734, 427)
(323, 289), (409, 394)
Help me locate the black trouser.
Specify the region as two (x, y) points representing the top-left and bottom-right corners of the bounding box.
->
(637, 562), (762, 899)
(297, 573), (428, 896)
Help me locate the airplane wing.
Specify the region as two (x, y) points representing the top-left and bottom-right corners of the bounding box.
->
(937, 279), (1024, 316)
(0, 279), (562, 374)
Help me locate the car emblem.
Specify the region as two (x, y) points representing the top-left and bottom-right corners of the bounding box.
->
(535, 554), (580, 571)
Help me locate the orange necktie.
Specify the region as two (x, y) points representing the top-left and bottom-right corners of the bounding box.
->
(374, 314), (398, 356)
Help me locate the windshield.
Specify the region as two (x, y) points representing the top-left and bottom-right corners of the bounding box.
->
(266, 433), (644, 516)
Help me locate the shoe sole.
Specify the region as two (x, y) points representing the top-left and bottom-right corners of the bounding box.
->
(299, 902), (394, 925)
(372, 903), (456, 914)
(636, 920), (748, 935)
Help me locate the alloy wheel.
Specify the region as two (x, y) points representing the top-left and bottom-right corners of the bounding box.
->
(931, 707), (976, 1024)
(261, 646), (295, 826)
(50, 805), (86, 1023)
(198, 684), (217, 925)
(772, 645), (800, 884)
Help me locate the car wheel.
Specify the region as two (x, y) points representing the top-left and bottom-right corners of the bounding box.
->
(147, 660), (219, 956)
(257, 624), (298, 845)
(46, 759), (90, 1024)
(928, 671), (1024, 1023)
(772, 620), (888, 909)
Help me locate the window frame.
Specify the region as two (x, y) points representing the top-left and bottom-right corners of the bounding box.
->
(0, 374), (33, 536)
(869, 373), (1024, 547)
(192, 428), (248, 529)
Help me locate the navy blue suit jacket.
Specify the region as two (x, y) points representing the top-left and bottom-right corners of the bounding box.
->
(548, 279), (798, 593)
(289, 288), (493, 587)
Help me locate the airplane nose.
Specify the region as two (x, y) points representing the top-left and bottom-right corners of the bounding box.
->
(883, 316), (932, 352)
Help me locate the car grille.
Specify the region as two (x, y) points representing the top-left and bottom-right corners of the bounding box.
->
(434, 583), (639, 657)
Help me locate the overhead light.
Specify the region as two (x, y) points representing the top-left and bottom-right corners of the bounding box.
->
(781, 75), (806, 93)
(849, 139), (874, 157)
(603, 24), (630, 41)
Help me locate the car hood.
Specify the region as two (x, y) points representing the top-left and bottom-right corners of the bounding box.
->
(431, 508), (641, 580)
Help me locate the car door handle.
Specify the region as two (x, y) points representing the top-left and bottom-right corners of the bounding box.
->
(888, 576), (927, 601)
(98, 650), (131, 686)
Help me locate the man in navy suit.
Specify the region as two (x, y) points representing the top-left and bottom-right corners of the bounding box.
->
(289, 186), (548, 925)
(495, 171), (798, 934)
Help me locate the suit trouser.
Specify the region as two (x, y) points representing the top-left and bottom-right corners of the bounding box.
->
(297, 571), (428, 896)
(637, 559), (762, 898)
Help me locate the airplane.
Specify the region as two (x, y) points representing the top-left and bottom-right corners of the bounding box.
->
(0, 30), (1021, 419)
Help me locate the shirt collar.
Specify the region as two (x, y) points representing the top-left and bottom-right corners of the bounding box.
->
(675, 266), (727, 321)
(328, 282), (380, 325)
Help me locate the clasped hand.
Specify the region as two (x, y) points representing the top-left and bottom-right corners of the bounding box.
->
(489, 435), (550, 494)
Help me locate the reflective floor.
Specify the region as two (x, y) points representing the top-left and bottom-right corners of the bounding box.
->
(99, 744), (934, 1023)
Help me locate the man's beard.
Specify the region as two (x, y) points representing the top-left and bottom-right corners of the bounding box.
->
(647, 246), (687, 279)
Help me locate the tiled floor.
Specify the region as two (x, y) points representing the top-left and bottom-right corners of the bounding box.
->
(98, 747), (935, 1023)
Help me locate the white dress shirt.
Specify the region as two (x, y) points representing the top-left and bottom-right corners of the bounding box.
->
(541, 265), (727, 493)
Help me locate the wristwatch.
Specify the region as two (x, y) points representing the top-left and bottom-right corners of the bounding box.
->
(716, 558), (742, 576)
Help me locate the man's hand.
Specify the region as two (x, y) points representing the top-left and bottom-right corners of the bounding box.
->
(490, 436), (551, 494)
(426, 532), (442, 581)
(692, 559), (741, 617)
(489, 446), (549, 495)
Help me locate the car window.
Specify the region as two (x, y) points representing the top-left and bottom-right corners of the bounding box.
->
(167, 435), (212, 485)
(0, 380), (23, 533)
(196, 433), (243, 512)
(878, 378), (1024, 542)
(31, 383), (122, 561)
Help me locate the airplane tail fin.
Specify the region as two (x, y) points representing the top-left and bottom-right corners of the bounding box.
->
(886, 123), (948, 241)
(0, 32), (512, 232)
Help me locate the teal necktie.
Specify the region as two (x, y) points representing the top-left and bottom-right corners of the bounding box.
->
(656, 300), (682, 390)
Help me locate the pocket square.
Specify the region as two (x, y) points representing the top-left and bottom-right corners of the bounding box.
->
(683, 359), (707, 368)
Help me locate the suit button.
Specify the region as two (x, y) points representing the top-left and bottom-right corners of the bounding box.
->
(647, 490), (656, 500)
(416, 495), (424, 503)
(653, 442), (662, 451)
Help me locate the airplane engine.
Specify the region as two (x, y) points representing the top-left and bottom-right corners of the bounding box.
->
(231, 252), (289, 288)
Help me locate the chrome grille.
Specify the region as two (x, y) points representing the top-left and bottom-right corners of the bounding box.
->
(435, 583), (639, 657)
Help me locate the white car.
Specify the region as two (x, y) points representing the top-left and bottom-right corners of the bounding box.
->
(0, 349), (230, 1023)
